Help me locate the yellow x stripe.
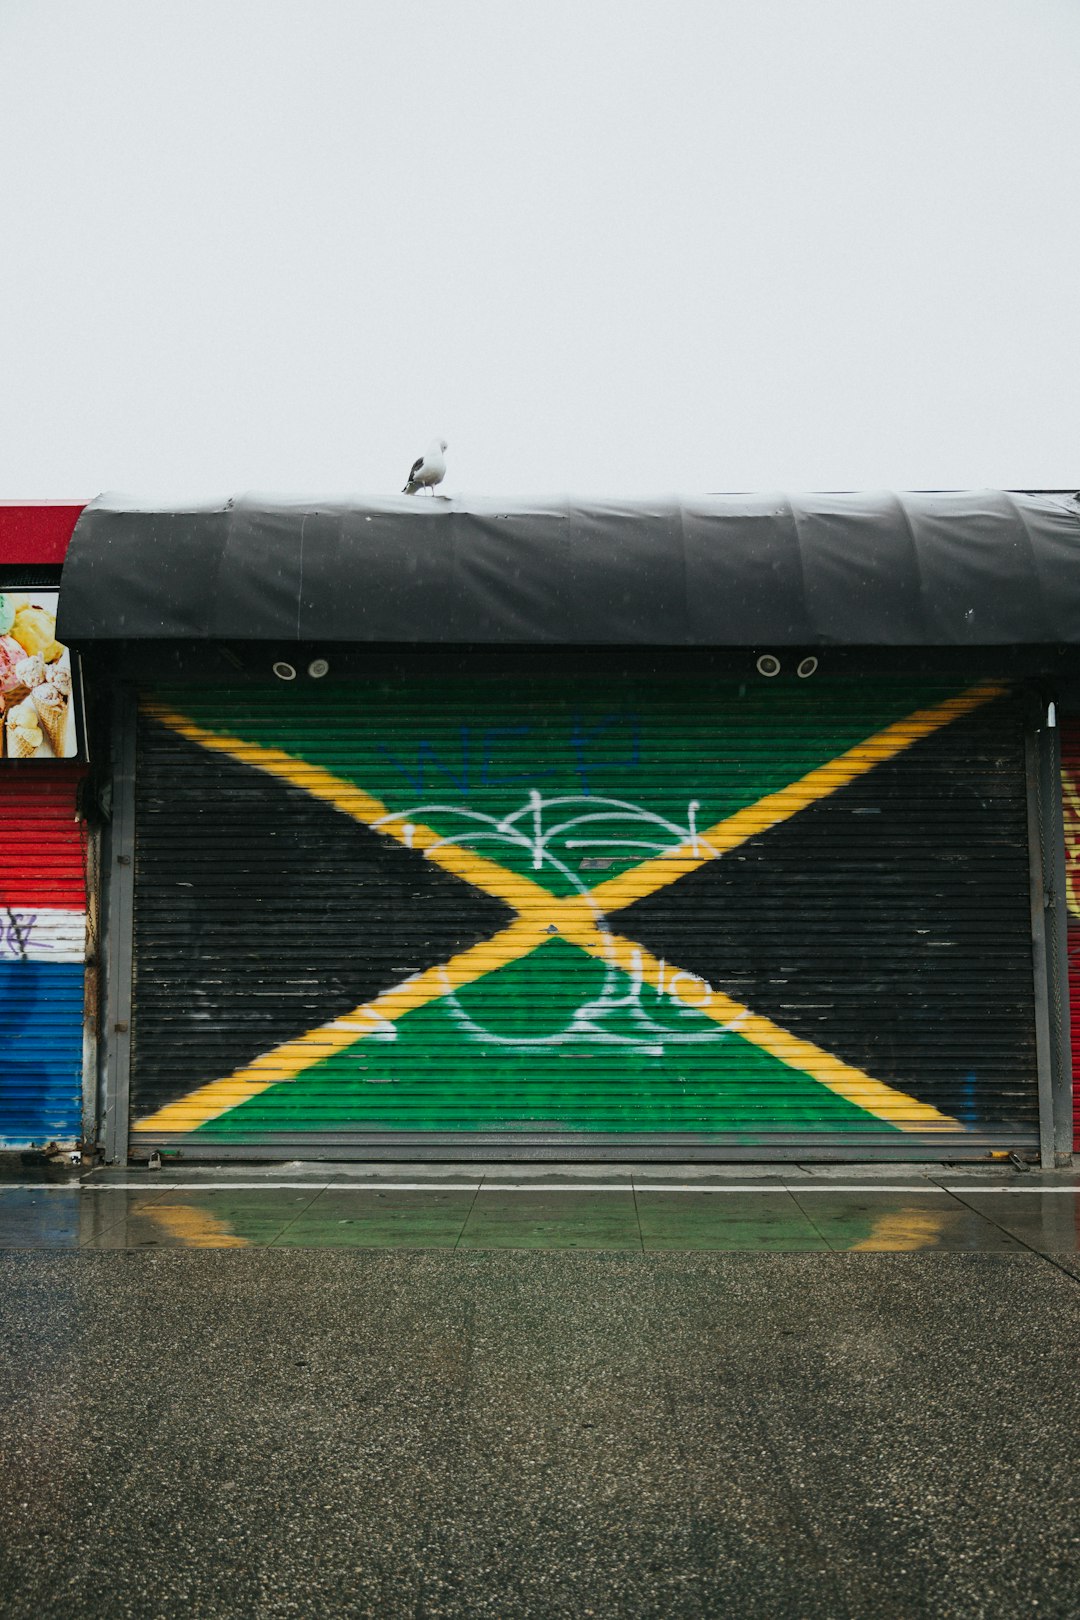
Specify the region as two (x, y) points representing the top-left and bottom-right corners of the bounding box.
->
(561, 926), (962, 1129)
(133, 683), (1003, 1136)
(132, 918), (549, 1134)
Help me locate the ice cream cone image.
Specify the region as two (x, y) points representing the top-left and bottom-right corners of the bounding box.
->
(49, 659), (72, 698)
(7, 722), (43, 758)
(32, 682), (68, 755)
(0, 635), (30, 698)
(6, 697), (44, 758)
(11, 605), (62, 662)
(15, 653), (45, 691)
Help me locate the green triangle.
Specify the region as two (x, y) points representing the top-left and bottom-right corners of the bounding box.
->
(197, 939), (898, 1138)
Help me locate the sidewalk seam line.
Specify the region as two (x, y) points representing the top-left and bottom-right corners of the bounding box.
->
(945, 1189), (1080, 1285)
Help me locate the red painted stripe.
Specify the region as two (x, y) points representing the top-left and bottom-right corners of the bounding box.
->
(0, 766), (87, 909)
(0, 505), (85, 566)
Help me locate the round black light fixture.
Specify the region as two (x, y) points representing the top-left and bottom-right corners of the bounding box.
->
(307, 658), (330, 679)
(756, 653), (781, 678)
(272, 661), (297, 681)
(797, 656), (819, 679)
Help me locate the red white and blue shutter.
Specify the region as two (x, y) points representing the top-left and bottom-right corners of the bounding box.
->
(0, 765), (87, 1147)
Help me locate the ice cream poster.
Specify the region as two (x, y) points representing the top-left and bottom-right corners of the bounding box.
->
(0, 591), (78, 761)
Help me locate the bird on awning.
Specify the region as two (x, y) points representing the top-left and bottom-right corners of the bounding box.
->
(403, 439), (448, 496)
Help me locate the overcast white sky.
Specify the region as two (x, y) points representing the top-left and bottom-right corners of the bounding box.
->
(1, 0), (1078, 501)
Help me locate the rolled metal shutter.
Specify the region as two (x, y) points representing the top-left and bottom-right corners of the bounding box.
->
(129, 674), (1039, 1158)
(0, 765), (87, 1148)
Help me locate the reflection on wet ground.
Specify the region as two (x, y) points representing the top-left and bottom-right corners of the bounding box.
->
(1, 1176), (1077, 1253)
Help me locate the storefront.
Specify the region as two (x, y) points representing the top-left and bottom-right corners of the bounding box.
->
(0, 506), (91, 1152)
(59, 490), (1079, 1164)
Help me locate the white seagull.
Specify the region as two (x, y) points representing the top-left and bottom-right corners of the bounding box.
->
(402, 438), (448, 496)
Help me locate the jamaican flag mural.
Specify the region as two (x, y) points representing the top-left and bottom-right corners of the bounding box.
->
(128, 676), (1039, 1151)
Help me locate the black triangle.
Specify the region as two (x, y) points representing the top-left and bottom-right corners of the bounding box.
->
(132, 721), (514, 1115)
(609, 697), (1037, 1125)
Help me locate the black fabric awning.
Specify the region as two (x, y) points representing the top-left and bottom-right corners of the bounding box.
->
(57, 489), (1080, 647)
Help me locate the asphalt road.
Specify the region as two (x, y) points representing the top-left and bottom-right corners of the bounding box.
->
(2, 1238), (1079, 1619)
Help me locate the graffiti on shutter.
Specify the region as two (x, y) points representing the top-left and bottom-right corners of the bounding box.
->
(130, 677), (1037, 1148)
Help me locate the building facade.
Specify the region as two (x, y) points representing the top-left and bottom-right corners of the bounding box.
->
(47, 490), (1076, 1166)
(3, 494), (1077, 1164)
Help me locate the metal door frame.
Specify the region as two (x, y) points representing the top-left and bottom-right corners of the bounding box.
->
(100, 687), (137, 1164)
(1025, 695), (1074, 1167)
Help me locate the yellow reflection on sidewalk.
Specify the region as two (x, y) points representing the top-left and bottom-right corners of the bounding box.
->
(849, 1209), (949, 1251)
(147, 1201), (250, 1248)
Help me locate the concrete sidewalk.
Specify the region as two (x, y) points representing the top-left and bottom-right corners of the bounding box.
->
(0, 1162), (1078, 1254)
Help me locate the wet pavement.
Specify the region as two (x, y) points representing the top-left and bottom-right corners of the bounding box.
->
(0, 1163), (1078, 1254)
(1, 1167), (1078, 1618)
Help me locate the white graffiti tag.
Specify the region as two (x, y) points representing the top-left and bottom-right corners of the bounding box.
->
(373, 793), (737, 1053)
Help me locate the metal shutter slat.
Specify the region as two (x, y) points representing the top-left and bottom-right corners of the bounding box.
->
(129, 677), (1038, 1159)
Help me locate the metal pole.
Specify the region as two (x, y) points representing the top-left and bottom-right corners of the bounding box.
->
(1025, 723), (1055, 1169)
(80, 819), (101, 1155)
(1038, 700), (1074, 1165)
(101, 688), (137, 1165)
